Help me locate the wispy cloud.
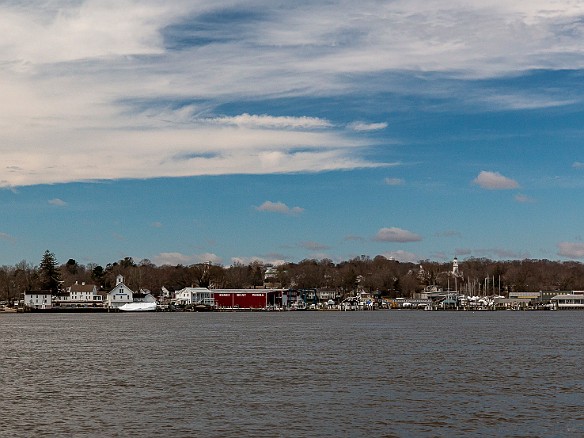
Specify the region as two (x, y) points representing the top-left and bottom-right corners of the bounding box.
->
(558, 242), (584, 259)
(300, 241), (330, 251)
(152, 252), (222, 266)
(256, 201), (304, 215)
(209, 114), (332, 129)
(471, 248), (530, 259)
(151, 221), (163, 228)
(48, 198), (67, 207)
(375, 227), (422, 243)
(455, 248), (472, 256)
(473, 171), (519, 190)
(2, 2), (584, 187)
(572, 161), (584, 169)
(514, 193), (535, 203)
(480, 94), (577, 110)
(384, 177), (404, 186)
(348, 121), (388, 132)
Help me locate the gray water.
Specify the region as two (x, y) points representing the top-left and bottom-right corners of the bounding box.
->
(1, 311), (583, 437)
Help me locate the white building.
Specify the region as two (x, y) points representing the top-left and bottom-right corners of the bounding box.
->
(174, 287), (214, 306)
(69, 282), (101, 302)
(53, 281), (104, 307)
(551, 294), (584, 309)
(24, 291), (52, 309)
(106, 275), (134, 309)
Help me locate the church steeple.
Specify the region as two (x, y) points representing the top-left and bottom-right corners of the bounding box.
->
(452, 257), (459, 276)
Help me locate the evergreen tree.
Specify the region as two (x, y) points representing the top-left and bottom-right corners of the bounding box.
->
(39, 250), (62, 293)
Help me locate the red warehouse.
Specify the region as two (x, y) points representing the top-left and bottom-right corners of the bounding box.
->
(212, 289), (283, 310)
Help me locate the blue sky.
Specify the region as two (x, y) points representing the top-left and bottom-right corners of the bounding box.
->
(2, 0), (584, 267)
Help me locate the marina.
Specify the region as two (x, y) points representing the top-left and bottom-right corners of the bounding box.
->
(9, 258), (584, 314)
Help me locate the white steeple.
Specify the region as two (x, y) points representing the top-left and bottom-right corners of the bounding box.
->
(452, 257), (459, 276)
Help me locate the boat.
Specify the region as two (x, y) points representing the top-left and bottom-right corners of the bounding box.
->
(119, 302), (157, 312)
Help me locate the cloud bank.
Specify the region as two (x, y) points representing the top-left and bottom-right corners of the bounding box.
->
(2, 1), (584, 186)
(558, 242), (584, 259)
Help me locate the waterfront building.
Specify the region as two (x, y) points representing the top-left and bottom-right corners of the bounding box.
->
(24, 290), (52, 310)
(106, 275), (134, 309)
(53, 281), (104, 308)
(173, 287), (214, 306)
(550, 294), (584, 309)
(213, 289), (283, 310)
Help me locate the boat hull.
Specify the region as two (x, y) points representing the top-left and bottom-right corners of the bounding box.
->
(119, 302), (157, 312)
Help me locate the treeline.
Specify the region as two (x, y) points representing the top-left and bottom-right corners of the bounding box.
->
(2, 252), (584, 302)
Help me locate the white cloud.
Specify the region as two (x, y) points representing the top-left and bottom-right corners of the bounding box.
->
(231, 256), (287, 266)
(0, 2), (167, 65)
(473, 171), (519, 190)
(380, 250), (419, 263)
(152, 252), (222, 266)
(480, 94), (577, 110)
(572, 161), (584, 169)
(514, 193), (535, 203)
(384, 177), (404, 186)
(558, 242), (584, 259)
(2, 1), (584, 186)
(210, 114), (332, 129)
(348, 121), (388, 132)
(256, 201), (304, 215)
(375, 227), (422, 242)
(48, 198), (67, 206)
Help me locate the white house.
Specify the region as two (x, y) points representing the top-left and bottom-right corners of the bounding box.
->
(53, 281), (104, 307)
(174, 287), (214, 306)
(69, 282), (101, 302)
(24, 291), (52, 309)
(106, 275), (134, 309)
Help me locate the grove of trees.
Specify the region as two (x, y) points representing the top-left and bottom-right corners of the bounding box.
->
(2, 251), (584, 303)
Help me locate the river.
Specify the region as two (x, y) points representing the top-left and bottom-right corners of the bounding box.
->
(1, 311), (583, 437)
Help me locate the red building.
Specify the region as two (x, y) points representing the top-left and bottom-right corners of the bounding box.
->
(212, 289), (283, 310)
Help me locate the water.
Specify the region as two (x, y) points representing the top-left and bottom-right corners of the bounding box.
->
(1, 311), (583, 437)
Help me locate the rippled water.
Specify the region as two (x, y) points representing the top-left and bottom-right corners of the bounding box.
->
(1, 311), (583, 437)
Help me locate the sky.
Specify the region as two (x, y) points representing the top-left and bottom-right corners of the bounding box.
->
(2, 0), (584, 267)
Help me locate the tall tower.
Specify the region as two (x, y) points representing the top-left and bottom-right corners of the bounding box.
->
(452, 257), (459, 277)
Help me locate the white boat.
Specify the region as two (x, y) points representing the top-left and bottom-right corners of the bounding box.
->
(119, 302), (157, 312)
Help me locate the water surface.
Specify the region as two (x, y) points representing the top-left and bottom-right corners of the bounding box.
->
(1, 311), (583, 437)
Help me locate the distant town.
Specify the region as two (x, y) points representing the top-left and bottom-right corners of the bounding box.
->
(2, 251), (584, 312)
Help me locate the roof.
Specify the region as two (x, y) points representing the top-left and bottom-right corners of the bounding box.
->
(212, 289), (281, 295)
(69, 283), (97, 292)
(551, 294), (584, 300)
(24, 290), (52, 295)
